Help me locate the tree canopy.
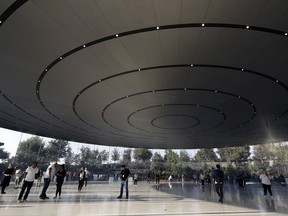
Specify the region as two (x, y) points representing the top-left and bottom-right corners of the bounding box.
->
(133, 148), (152, 162)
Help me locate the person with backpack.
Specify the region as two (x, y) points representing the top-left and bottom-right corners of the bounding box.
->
(213, 164), (224, 203)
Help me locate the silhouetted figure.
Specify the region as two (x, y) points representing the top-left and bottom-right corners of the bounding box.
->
(1, 164), (14, 194)
(117, 165), (130, 199)
(213, 164), (224, 203)
(53, 164), (66, 199)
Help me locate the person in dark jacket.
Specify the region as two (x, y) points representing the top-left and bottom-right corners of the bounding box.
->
(1, 164), (14, 194)
(117, 165), (130, 199)
(53, 164), (66, 199)
(212, 164), (224, 203)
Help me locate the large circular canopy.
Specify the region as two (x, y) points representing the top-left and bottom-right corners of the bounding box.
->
(1, 0), (288, 149)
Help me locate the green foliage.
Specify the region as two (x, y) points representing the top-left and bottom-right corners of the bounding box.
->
(133, 148), (152, 162)
(164, 149), (180, 174)
(0, 148), (9, 159)
(193, 148), (218, 162)
(122, 148), (132, 164)
(14, 136), (46, 166)
(45, 139), (70, 163)
(217, 145), (250, 163)
(179, 150), (190, 163)
(151, 152), (165, 173)
(111, 148), (120, 162)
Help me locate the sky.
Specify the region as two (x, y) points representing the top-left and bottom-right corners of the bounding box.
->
(0, 127), (198, 159)
(0, 127), (125, 158)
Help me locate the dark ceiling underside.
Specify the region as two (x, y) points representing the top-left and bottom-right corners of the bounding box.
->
(1, 0), (288, 149)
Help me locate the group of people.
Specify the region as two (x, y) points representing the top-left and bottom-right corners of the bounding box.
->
(212, 164), (274, 203)
(1, 162), (274, 203)
(0, 161), (67, 202)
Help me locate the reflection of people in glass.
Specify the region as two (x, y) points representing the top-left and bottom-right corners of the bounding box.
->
(259, 170), (273, 198)
(213, 164), (224, 203)
(265, 199), (276, 212)
(117, 165), (130, 199)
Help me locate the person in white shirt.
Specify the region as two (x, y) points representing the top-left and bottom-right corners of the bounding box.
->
(259, 170), (273, 198)
(14, 166), (22, 188)
(39, 160), (57, 199)
(18, 162), (39, 202)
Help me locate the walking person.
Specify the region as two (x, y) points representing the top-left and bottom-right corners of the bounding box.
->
(78, 167), (85, 191)
(155, 173), (160, 185)
(84, 167), (89, 187)
(259, 170), (273, 198)
(17, 162), (39, 203)
(14, 166), (22, 188)
(133, 173), (138, 185)
(53, 164), (66, 199)
(1, 163), (14, 194)
(213, 164), (224, 203)
(39, 160), (57, 199)
(117, 165), (130, 199)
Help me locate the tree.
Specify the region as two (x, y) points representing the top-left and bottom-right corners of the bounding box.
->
(253, 143), (274, 168)
(45, 139), (71, 162)
(111, 148), (120, 163)
(0, 148), (9, 160)
(122, 148), (132, 164)
(98, 150), (109, 164)
(164, 149), (180, 174)
(77, 146), (99, 167)
(133, 148), (152, 162)
(217, 145), (251, 164)
(151, 152), (165, 173)
(193, 148), (218, 162)
(179, 150), (190, 163)
(14, 136), (46, 166)
(152, 152), (165, 164)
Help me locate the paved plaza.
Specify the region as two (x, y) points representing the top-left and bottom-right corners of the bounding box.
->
(0, 181), (287, 216)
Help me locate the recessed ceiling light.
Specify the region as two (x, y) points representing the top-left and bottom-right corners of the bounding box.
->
(83, 45), (86, 48)
(285, 33), (288, 36)
(241, 68), (244, 71)
(138, 68), (141, 71)
(156, 26), (159, 30)
(246, 26), (249, 29)
(191, 64), (193, 66)
(59, 57), (62, 60)
(45, 69), (48, 71)
(116, 34), (119, 37)
(202, 23), (205, 27)
(276, 80), (279, 83)
(38, 80), (41, 83)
